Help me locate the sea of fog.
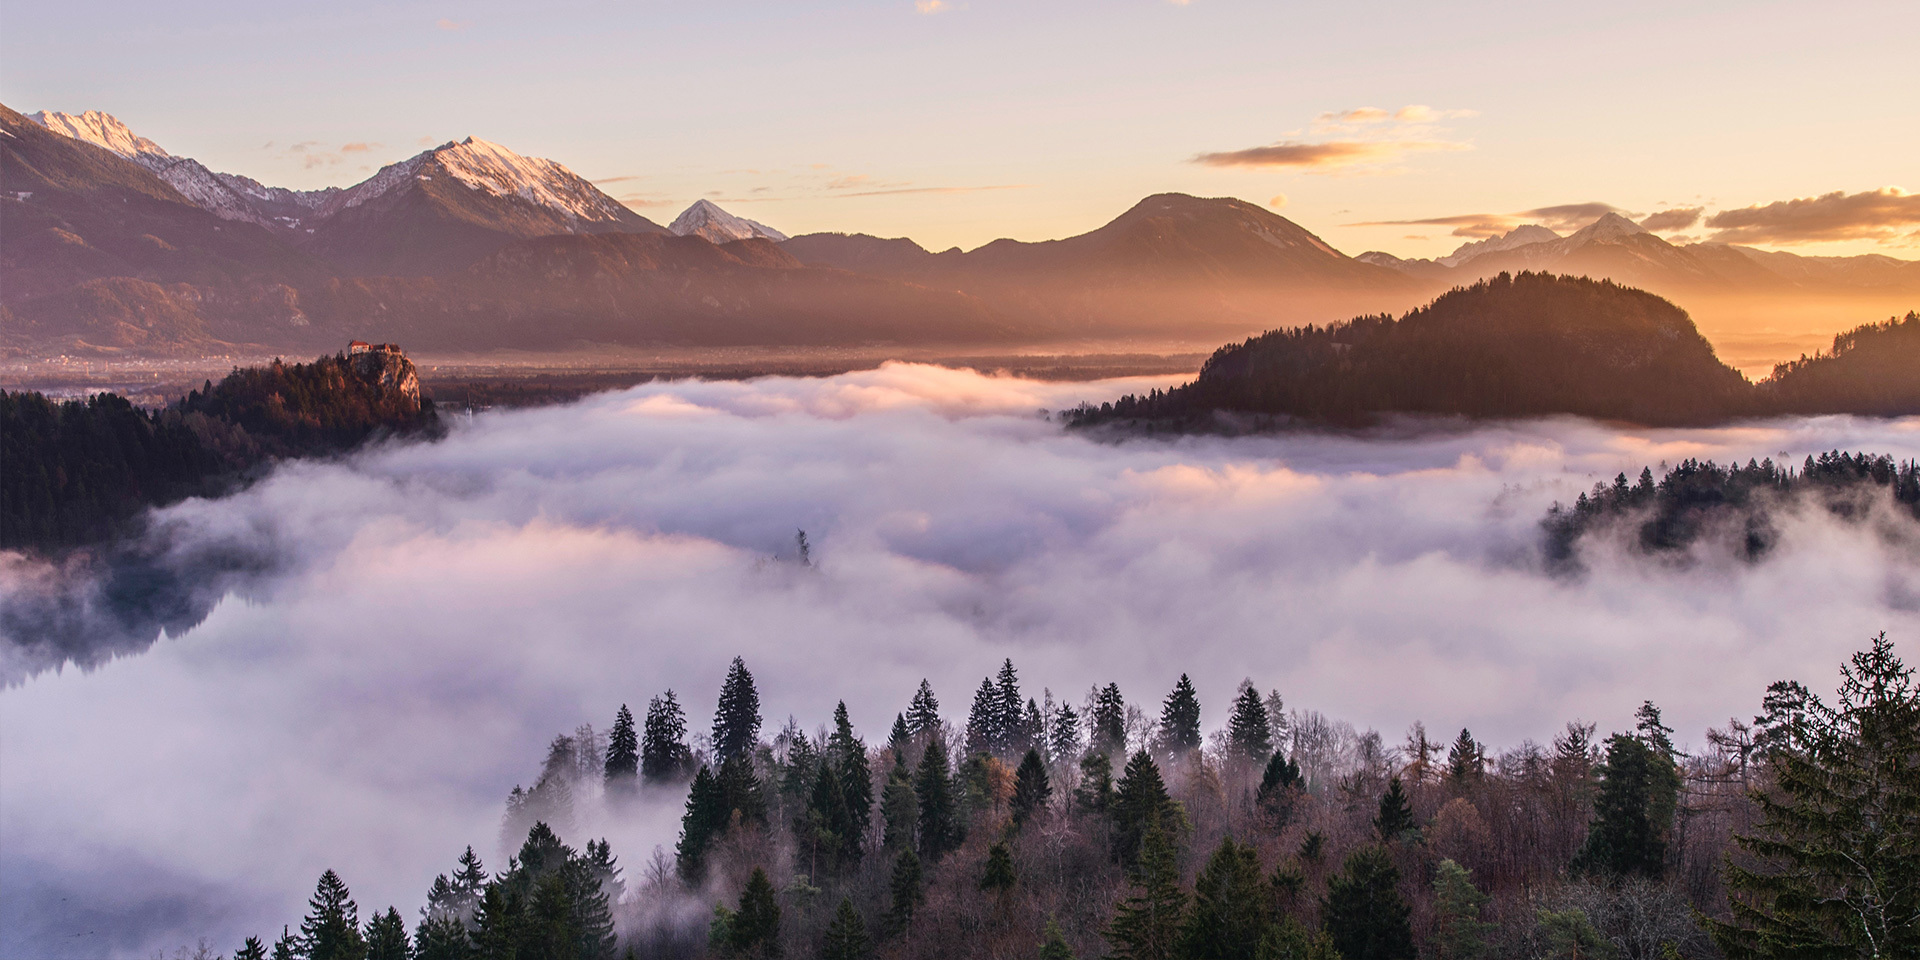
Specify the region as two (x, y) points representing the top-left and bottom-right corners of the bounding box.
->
(4, 362), (1919, 957)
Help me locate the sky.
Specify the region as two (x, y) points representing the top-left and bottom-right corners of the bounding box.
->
(5, 366), (1920, 956)
(4, 0), (1918, 258)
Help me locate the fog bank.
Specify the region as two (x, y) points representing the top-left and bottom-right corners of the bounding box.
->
(3, 362), (1917, 957)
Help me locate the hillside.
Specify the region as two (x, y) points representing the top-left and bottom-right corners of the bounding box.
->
(1071, 273), (1757, 428)
(1759, 311), (1920, 415)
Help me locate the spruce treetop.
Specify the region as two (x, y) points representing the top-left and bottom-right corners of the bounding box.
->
(712, 658), (762, 764)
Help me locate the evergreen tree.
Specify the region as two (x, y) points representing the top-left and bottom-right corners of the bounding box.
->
(582, 839), (624, 909)
(713, 658), (763, 764)
(887, 849), (926, 933)
(1572, 732), (1678, 879)
(1051, 702), (1084, 765)
(981, 842), (1017, 892)
(1157, 675), (1202, 757)
(641, 690), (693, 785)
(820, 897), (874, 960)
(881, 752), (918, 852)
(300, 869), (368, 960)
(1228, 682), (1274, 762)
(676, 765), (727, 884)
(1430, 859), (1493, 960)
(1446, 729), (1483, 783)
(1256, 918), (1341, 960)
(779, 723), (819, 807)
(1709, 634), (1920, 959)
(1374, 777), (1415, 842)
(731, 867), (782, 958)
(967, 676), (1002, 757)
(1091, 683), (1128, 757)
(451, 847), (487, 922)
(829, 702), (873, 858)
(915, 736), (962, 861)
(1076, 751), (1115, 814)
(272, 927), (300, 960)
(907, 680), (941, 739)
(604, 704), (639, 797)
(1038, 918), (1077, 960)
(412, 916), (469, 960)
(235, 937), (268, 960)
(1256, 752), (1302, 825)
(888, 713), (911, 758)
(719, 753), (769, 827)
(1181, 836), (1272, 960)
(1011, 748), (1053, 826)
(364, 907), (410, 960)
(996, 659), (1027, 755)
(797, 758), (854, 876)
(1105, 817), (1186, 960)
(1322, 847), (1415, 960)
(1635, 700), (1677, 759)
(471, 884), (522, 960)
(1113, 750), (1176, 868)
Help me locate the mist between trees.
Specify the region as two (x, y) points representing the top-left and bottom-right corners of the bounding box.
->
(221, 637), (1918, 960)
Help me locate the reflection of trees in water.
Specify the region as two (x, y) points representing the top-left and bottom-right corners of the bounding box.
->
(0, 519), (279, 684)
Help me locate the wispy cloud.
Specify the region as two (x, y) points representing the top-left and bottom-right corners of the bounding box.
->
(830, 184), (1031, 198)
(435, 18), (469, 31)
(914, 0), (948, 13)
(1349, 202), (1629, 238)
(591, 175), (645, 185)
(1705, 188), (1920, 245)
(1638, 207), (1703, 232)
(1192, 139), (1467, 172)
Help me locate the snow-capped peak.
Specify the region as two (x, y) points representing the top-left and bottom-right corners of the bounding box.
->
(1437, 223), (1561, 267)
(29, 109), (169, 160)
(434, 137), (632, 223)
(669, 199), (789, 243)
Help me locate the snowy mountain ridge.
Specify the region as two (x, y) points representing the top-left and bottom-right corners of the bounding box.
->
(1438, 224), (1562, 267)
(669, 198), (789, 243)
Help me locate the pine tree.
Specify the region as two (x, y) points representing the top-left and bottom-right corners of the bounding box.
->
(1074, 751), (1114, 814)
(887, 849), (926, 932)
(452, 847), (487, 921)
(1091, 683), (1128, 757)
(915, 736), (962, 861)
(1430, 859), (1493, 960)
(641, 690), (693, 785)
(471, 885), (521, 960)
(981, 842), (1017, 892)
(605, 704), (639, 797)
(1105, 817), (1186, 960)
(1051, 702), (1084, 765)
(713, 658), (763, 765)
(1038, 918), (1077, 960)
(272, 927), (300, 960)
(1374, 777), (1415, 842)
(1446, 729), (1483, 783)
(1709, 633), (1920, 959)
(798, 758), (854, 876)
(300, 869), (368, 960)
(1256, 752), (1302, 825)
(967, 676), (1002, 757)
(996, 659), (1027, 755)
(731, 867), (782, 958)
(888, 713), (911, 758)
(881, 752), (918, 852)
(829, 702), (873, 859)
(907, 680), (941, 739)
(412, 916), (468, 960)
(364, 907), (410, 960)
(676, 765), (727, 884)
(1011, 748), (1053, 826)
(1180, 836), (1272, 960)
(1157, 675), (1202, 757)
(1227, 682), (1273, 762)
(235, 937), (268, 960)
(1322, 847), (1415, 960)
(1113, 750), (1175, 868)
(821, 897), (874, 960)
(1572, 732), (1677, 879)
(1256, 917), (1340, 960)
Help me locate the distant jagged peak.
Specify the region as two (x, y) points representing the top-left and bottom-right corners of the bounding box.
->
(670, 198), (789, 243)
(1437, 223), (1562, 267)
(28, 109), (170, 161)
(1568, 211), (1650, 242)
(320, 135), (636, 224)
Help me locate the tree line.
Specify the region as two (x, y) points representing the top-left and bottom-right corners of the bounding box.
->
(226, 636), (1917, 960)
(0, 346), (438, 550)
(1542, 451), (1920, 567)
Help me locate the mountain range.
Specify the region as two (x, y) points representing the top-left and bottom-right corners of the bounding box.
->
(4, 104), (1916, 359)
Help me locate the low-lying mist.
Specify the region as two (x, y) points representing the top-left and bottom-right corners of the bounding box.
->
(3, 362), (1918, 958)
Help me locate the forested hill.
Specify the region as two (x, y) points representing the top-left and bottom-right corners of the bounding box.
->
(1067, 273), (1917, 429)
(1, 343), (438, 551)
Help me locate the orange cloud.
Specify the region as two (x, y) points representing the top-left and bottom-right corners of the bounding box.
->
(1192, 139), (1467, 171)
(1638, 207), (1702, 232)
(1347, 202), (1629, 237)
(1705, 188), (1920, 244)
(914, 0), (948, 13)
(1268, 194), (1288, 209)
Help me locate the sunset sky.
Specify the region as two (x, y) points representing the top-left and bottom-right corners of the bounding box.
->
(5, 0), (1917, 258)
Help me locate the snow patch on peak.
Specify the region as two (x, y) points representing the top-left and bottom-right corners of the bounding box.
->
(1438, 224), (1562, 267)
(431, 137), (632, 224)
(1570, 211), (1650, 242)
(669, 199), (789, 243)
(29, 109), (169, 161)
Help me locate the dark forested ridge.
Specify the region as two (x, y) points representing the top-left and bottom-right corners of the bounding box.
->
(223, 635), (1919, 960)
(1543, 452), (1920, 568)
(1067, 274), (1918, 429)
(1, 343), (437, 551)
